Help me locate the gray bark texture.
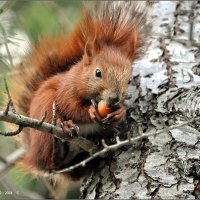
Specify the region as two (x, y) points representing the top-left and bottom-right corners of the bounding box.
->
(80, 1), (200, 199)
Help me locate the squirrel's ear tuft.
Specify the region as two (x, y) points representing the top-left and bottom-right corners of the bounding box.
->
(120, 29), (140, 62)
(83, 38), (101, 65)
(125, 28), (139, 60)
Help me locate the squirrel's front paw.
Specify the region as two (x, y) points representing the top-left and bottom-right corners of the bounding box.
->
(101, 104), (126, 128)
(88, 100), (126, 129)
(88, 104), (102, 123)
(57, 119), (79, 137)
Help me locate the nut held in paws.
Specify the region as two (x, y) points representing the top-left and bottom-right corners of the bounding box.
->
(97, 100), (112, 118)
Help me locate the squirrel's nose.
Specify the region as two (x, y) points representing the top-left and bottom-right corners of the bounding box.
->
(108, 93), (119, 105)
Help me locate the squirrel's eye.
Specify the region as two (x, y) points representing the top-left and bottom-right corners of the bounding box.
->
(128, 79), (131, 84)
(95, 69), (102, 78)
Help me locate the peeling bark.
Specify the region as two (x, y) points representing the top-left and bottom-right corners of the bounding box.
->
(80, 1), (200, 199)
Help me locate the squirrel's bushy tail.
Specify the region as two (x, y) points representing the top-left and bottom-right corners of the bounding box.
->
(18, 1), (151, 115)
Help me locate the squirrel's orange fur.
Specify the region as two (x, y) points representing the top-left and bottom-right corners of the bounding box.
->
(18, 2), (149, 180)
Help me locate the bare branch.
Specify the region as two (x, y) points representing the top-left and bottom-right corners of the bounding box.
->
(0, 110), (98, 154)
(0, 125), (23, 136)
(0, 82), (98, 153)
(53, 117), (200, 174)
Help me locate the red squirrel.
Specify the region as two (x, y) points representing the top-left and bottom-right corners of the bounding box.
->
(18, 2), (149, 180)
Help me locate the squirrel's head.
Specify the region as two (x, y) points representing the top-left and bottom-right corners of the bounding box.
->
(79, 39), (132, 107)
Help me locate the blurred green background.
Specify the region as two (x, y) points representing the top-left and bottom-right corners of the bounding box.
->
(0, 1), (89, 199)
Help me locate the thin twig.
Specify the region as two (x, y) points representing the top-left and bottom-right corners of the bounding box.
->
(37, 112), (47, 126)
(101, 139), (108, 148)
(116, 136), (120, 144)
(127, 131), (131, 142)
(52, 101), (56, 126)
(3, 98), (11, 115)
(0, 125), (23, 136)
(4, 78), (16, 113)
(53, 117), (200, 174)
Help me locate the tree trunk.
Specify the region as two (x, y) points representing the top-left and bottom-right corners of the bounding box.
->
(80, 1), (200, 199)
